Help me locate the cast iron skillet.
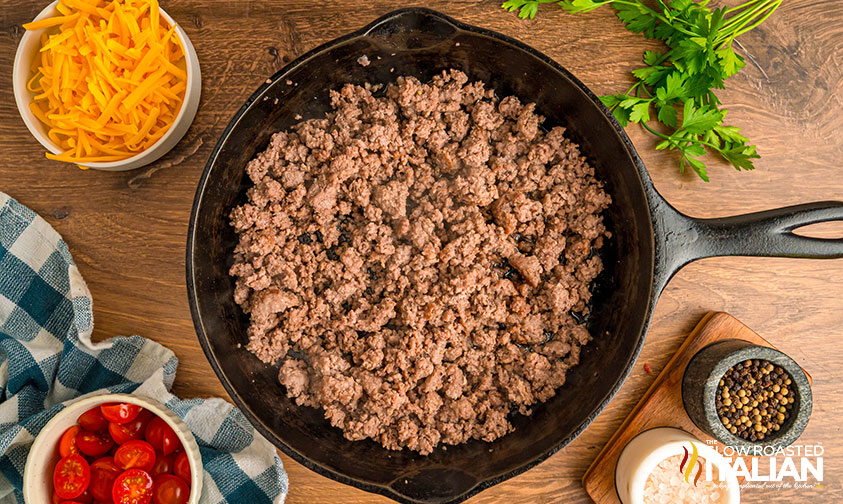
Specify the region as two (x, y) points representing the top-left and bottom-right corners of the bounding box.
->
(186, 8), (843, 504)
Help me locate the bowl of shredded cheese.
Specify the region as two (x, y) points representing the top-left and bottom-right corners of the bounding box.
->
(13, 0), (201, 171)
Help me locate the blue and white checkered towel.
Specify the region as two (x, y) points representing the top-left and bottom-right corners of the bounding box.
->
(0, 192), (288, 504)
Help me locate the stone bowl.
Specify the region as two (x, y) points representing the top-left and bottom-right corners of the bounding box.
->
(682, 339), (812, 450)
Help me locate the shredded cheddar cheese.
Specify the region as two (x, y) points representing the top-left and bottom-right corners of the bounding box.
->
(23, 0), (187, 164)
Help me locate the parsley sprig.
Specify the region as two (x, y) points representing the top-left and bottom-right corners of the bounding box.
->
(501, 0), (781, 181)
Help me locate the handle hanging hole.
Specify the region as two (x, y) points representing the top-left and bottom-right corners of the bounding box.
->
(791, 220), (843, 240)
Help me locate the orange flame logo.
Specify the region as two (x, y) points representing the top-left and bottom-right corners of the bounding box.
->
(678, 441), (704, 486)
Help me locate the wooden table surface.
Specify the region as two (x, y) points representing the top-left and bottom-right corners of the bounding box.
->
(2, 1), (841, 502)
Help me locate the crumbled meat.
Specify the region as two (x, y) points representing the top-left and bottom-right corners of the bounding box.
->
(509, 253), (542, 287)
(230, 69), (610, 455)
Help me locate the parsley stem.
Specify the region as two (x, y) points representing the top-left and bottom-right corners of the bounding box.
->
(640, 121), (671, 141)
(640, 122), (723, 152)
(730, 1), (781, 38)
(626, 81), (644, 97)
(719, 0), (780, 40)
(724, 0), (766, 15)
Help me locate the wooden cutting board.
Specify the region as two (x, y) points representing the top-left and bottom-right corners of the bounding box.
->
(582, 312), (812, 504)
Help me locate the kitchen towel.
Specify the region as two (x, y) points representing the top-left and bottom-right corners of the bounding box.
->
(0, 191), (288, 504)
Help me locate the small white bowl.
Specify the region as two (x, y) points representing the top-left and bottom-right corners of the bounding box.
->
(24, 393), (203, 504)
(615, 427), (740, 504)
(12, 1), (202, 171)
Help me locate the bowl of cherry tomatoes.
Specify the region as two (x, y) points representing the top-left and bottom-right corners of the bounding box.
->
(23, 393), (202, 504)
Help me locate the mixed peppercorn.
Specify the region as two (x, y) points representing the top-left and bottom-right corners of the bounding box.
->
(716, 359), (796, 442)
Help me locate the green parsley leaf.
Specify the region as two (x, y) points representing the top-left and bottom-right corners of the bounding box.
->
(503, 0), (781, 181)
(619, 97), (643, 109)
(680, 102), (723, 134)
(713, 125), (748, 144)
(501, 0), (558, 19)
(615, 2), (658, 38)
(599, 94), (627, 109)
(673, 38), (708, 75)
(656, 102), (678, 127)
(703, 129), (721, 149)
(670, 0), (695, 12)
(632, 66), (659, 81)
(660, 71), (687, 102)
(683, 143), (706, 158)
(641, 66), (672, 87)
(716, 46), (746, 77)
(560, 0), (609, 14)
(685, 156), (710, 182)
(612, 105), (631, 127)
(629, 101), (651, 123)
(643, 50), (663, 66)
(720, 144), (759, 171)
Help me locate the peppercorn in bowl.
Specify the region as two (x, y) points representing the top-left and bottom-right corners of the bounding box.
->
(682, 340), (812, 450)
(716, 359), (796, 443)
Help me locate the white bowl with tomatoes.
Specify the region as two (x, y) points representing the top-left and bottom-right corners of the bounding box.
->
(23, 393), (202, 504)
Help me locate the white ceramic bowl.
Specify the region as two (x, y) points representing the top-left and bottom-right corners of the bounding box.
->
(12, 1), (202, 171)
(24, 393), (203, 503)
(615, 427), (740, 504)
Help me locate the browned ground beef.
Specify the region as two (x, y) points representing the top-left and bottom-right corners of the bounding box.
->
(229, 69), (611, 454)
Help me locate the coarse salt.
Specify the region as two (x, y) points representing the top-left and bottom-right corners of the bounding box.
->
(643, 454), (725, 504)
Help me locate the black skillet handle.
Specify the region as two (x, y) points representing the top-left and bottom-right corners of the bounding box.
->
(363, 8), (459, 50)
(653, 200), (843, 294)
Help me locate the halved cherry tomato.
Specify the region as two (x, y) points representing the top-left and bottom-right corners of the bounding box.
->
(172, 451), (190, 486)
(59, 426), (80, 458)
(58, 501), (84, 504)
(53, 454), (90, 500)
(89, 457), (122, 501)
(152, 474), (190, 504)
(114, 440), (157, 472)
(76, 430), (114, 457)
(112, 468), (154, 504)
(100, 403), (141, 424)
(151, 453), (175, 476)
(144, 417), (180, 456)
(109, 422), (139, 446)
(77, 407), (108, 432)
(109, 409), (154, 445)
